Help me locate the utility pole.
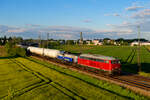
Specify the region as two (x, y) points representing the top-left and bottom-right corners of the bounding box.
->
(39, 32), (44, 56)
(47, 33), (49, 49)
(42, 33), (44, 56)
(80, 32), (83, 45)
(137, 26), (141, 72)
(79, 32), (83, 54)
(38, 33), (41, 48)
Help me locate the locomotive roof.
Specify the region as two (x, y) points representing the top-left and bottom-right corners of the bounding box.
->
(80, 54), (117, 60)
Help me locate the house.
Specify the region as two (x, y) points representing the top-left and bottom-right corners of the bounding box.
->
(131, 41), (150, 46)
(141, 42), (150, 45)
(92, 39), (103, 45)
(131, 42), (138, 46)
(86, 40), (92, 45)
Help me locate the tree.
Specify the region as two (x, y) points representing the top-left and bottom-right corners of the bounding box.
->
(116, 38), (124, 42)
(2, 36), (7, 45)
(5, 42), (16, 56)
(8, 37), (12, 42)
(103, 38), (110, 40)
(16, 48), (26, 57)
(0, 38), (2, 45)
(66, 40), (74, 45)
(5, 42), (26, 57)
(15, 37), (23, 43)
(48, 41), (60, 48)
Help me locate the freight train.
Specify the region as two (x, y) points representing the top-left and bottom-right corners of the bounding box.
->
(27, 46), (121, 74)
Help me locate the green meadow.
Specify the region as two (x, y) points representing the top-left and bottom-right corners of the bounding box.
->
(0, 46), (149, 99)
(55, 45), (150, 76)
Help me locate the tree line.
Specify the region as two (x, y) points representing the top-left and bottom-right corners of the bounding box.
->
(0, 36), (23, 46)
(0, 36), (26, 57)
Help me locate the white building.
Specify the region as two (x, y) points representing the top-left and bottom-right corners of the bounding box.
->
(86, 40), (91, 45)
(92, 40), (103, 45)
(141, 42), (150, 45)
(131, 41), (150, 46)
(131, 42), (138, 46)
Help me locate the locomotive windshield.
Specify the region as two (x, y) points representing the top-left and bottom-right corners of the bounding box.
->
(111, 60), (120, 64)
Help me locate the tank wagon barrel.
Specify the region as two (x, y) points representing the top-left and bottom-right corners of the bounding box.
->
(27, 47), (44, 55)
(44, 49), (60, 58)
(27, 46), (61, 58)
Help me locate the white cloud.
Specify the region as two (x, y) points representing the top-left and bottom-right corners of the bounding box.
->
(106, 19), (150, 40)
(7, 28), (26, 33)
(0, 25), (95, 39)
(0, 25), (9, 32)
(25, 24), (41, 27)
(104, 13), (120, 17)
(96, 29), (133, 35)
(132, 9), (150, 19)
(0, 24), (138, 39)
(125, 6), (144, 11)
(103, 2), (150, 40)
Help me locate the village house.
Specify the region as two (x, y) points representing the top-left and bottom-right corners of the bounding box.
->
(131, 41), (150, 46)
(92, 39), (103, 45)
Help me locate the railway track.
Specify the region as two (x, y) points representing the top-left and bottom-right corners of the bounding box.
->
(30, 54), (150, 97)
(106, 75), (150, 91)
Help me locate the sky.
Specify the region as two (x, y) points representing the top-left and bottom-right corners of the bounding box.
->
(0, 0), (150, 40)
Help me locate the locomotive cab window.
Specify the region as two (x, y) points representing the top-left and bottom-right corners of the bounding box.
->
(111, 60), (120, 64)
(89, 58), (96, 61)
(80, 56), (89, 60)
(105, 60), (109, 63)
(96, 59), (105, 63)
(79, 56), (85, 59)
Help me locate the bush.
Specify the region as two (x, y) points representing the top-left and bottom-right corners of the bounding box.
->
(5, 42), (26, 57)
(5, 42), (16, 56)
(8, 48), (17, 57)
(16, 48), (26, 57)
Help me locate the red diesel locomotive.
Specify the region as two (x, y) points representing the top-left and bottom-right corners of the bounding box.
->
(78, 54), (121, 74)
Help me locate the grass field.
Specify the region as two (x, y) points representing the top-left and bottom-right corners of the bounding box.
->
(0, 46), (149, 99)
(54, 45), (150, 76)
(0, 57), (148, 100)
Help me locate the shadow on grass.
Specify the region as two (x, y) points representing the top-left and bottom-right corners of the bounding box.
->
(121, 47), (150, 75)
(122, 63), (150, 75)
(0, 56), (18, 59)
(0, 55), (26, 60)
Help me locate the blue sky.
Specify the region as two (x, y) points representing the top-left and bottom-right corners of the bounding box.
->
(0, 0), (150, 39)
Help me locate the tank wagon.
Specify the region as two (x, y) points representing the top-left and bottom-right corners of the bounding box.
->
(27, 47), (60, 58)
(44, 48), (60, 58)
(27, 47), (44, 55)
(57, 53), (78, 63)
(27, 46), (121, 74)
